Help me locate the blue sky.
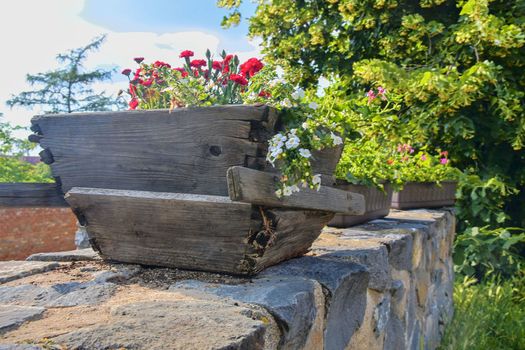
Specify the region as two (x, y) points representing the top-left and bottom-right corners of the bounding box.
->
(0, 0), (259, 129)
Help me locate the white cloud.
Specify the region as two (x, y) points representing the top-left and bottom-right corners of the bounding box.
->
(0, 0), (260, 134)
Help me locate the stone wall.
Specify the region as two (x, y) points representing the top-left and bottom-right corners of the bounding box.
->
(0, 208), (77, 260)
(0, 208), (455, 350)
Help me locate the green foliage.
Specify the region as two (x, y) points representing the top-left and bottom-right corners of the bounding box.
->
(439, 275), (525, 350)
(0, 115), (52, 182)
(224, 0), (525, 234)
(7, 35), (123, 113)
(454, 226), (525, 279)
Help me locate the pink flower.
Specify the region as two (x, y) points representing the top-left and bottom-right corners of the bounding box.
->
(378, 86), (386, 95)
(440, 151), (449, 157)
(421, 154), (427, 161)
(440, 158), (449, 165)
(367, 89), (376, 103)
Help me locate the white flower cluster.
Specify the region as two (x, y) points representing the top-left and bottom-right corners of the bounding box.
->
(275, 173), (322, 198)
(330, 132), (343, 146)
(267, 129), (313, 166)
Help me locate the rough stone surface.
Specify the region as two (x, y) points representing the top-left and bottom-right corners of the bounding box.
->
(0, 261), (59, 284)
(261, 256), (369, 350)
(74, 225), (91, 249)
(0, 209), (455, 350)
(172, 276), (324, 350)
(0, 305), (45, 334)
(26, 248), (100, 262)
(53, 300), (276, 350)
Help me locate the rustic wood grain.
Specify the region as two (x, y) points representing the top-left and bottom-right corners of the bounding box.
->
(227, 166), (365, 214)
(65, 187), (257, 274)
(30, 106), (276, 196)
(252, 208), (334, 272)
(0, 183), (68, 207)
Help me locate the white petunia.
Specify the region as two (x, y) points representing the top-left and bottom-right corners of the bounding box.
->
(330, 132), (343, 146)
(312, 174), (322, 186)
(291, 88), (305, 100)
(281, 98), (293, 108)
(301, 122), (309, 129)
(275, 189), (283, 197)
(309, 102), (319, 110)
(299, 148), (311, 158)
(290, 185), (300, 193)
(285, 135), (300, 149)
(282, 186), (293, 196)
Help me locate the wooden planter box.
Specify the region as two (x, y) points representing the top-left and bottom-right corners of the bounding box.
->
(328, 182), (393, 228)
(30, 105), (364, 275)
(390, 181), (457, 210)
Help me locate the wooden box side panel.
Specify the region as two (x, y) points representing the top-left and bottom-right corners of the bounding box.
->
(31, 106), (276, 196)
(253, 208), (334, 272)
(65, 188), (256, 274)
(391, 182), (457, 209)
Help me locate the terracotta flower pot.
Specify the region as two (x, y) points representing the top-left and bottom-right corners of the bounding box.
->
(390, 181), (457, 210)
(329, 181), (393, 228)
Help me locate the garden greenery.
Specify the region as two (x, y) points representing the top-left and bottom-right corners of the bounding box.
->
(219, 0), (525, 279)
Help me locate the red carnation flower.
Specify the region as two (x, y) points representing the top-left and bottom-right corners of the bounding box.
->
(212, 60), (222, 70)
(240, 57), (264, 78)
(129, 98), (139, 110)
(190, 59), (207, 68)
(222, 54), (234, 73)
(229, 74), (248, 86)
(179, 50), (194, 58)
(153, 60), (171, 68)
(121, 68), (132, 76)
(258, 90), (271, 98)
(142, 78), (154, 87)
(134, 57), (144, 64)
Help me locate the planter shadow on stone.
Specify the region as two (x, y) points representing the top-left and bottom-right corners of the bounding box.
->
(329, 181), (393, 228)
(390, 181), (457, 210)
(29, 105), (365, 275)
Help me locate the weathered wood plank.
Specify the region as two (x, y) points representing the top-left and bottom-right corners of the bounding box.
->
(30, 106), (275, 196)
(227, 166), (365, 214)
(0, 183), (67, 207)
(253, 209), (334, 272)
(65, 187), (256, 274)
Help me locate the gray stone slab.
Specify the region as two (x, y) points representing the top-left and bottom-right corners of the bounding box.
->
(0, 285), (61, 307)
(314, 244), (391, 292)
(0, 344), (42, 350)
(53, 300), (277, 350)
(26, 249), (100, 262)
(173, 276), (321, 350)
(0, 305), (45, 334)
(0, 261), (59, 284)
(261, 256), (369, 350)
(46, 282), (116, 308)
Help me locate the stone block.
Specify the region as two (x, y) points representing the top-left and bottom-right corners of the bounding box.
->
(0, 261), (59, 284)
(172, 276), (324, 350)
(26, 249), (100, 262)
(0, 305), (45, 334)
(261, 256), (369, 350)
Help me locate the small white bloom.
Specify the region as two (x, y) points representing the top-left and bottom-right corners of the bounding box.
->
(291, 88), (305, 100)
(309, 102), (319, 110)
(494, 39), (502, 45)
(312, 174), (322, 186)
(301, 122), (309, 129)
(290, 184), (300, 193)
(289, 128), (297, 135)
(285, 135), (300, 149)
(275, 189), (283, 198)
(299, 148), (311, 158)
(330, 132), (343, 146)
(282, 186), (293, 196)
(281, 98), (293, 108)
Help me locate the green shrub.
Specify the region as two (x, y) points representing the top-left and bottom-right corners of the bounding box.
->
(440, 275), (525, 350)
